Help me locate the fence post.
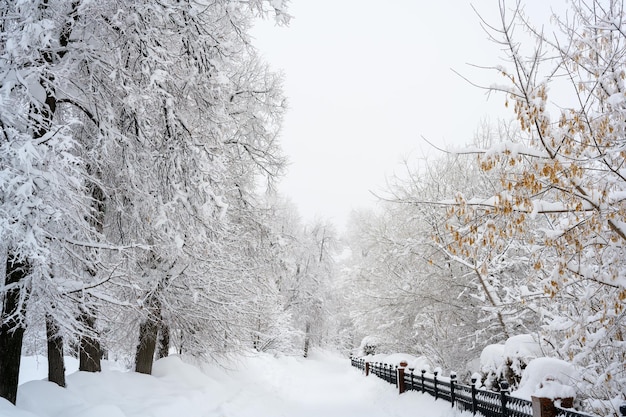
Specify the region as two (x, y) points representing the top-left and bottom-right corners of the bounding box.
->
(531, 396), (555, 417)
(395, 365), (399, 388)
(421, 369), (426, 393)
(408, 368), (415, 391)
(450, 371), (457, 408)
(500, 380), (509, 417)
(433, 369), (439, 400)
(397, 361), (407, 394)
(471, 376), (478, 415)
(365, 361), (370, 376)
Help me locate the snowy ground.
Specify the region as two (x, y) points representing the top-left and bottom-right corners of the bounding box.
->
(3, 350), (470, 417)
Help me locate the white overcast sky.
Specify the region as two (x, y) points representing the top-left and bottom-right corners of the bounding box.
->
(251, 1), (559, 229)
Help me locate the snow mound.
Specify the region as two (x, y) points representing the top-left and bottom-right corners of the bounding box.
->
(504, 334), (543, 376)
(362, 353), (433, 372)
(480, 343), (505, 374)
(16, 380), (119, 417)
(0, 397), (39, 417)
(512, 357), (578, 400)
(504, 334), (543, 360)
(152, 355), (216, 389)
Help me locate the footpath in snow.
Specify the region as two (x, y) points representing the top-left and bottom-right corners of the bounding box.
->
(2, 350), (467, 417)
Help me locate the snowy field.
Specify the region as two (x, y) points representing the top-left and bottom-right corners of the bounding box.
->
(2, 350), (469, 417)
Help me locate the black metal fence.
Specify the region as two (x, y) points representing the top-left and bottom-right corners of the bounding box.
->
(350, 357), (611, 417)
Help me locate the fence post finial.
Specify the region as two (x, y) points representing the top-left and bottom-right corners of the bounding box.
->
(500, 380), (509, 417)
(470, 376), (478, 415)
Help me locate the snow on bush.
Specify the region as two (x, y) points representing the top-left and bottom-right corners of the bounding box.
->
(479, 334), (544, 390)
(382, 353), (433, 373)
(512, 357), (578, 401)
(357, 336), (380, 356)
(361, 352), (434, 375)
(479, 343), (505, 389)
(503, 334), (544, 377)
(480, 344), (505, 375)
(357, 335), (398, 356)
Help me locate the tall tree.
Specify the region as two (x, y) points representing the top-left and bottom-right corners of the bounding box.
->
(0, 0), (102, 402)
(434, 1), (626, 411)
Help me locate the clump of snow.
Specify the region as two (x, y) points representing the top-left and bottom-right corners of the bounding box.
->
(0, 398), (38, 417)
(152, 356), (217, 390)
(17, 380), (84, 416)
(479, 334), (545, 390)
(357, 335), (381, 356)
(364, 353), (389, 364)
(504, 334), (543, 377)
(480, 343), (505, 375)
(533, 378), (576, 401)
(362, 353), (433, 372)
(504, 334), (543, 360)
(382, 353), (411, 365)
(512, 357), (578, 401)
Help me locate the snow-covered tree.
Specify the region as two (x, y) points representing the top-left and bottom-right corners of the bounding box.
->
(0, 0), (108, 401)
(436, 1), (626, 411)
(1, 0), (291, 402)
(340, 121), (550, 375)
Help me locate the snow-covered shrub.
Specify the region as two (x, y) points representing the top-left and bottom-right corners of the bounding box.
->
(512, 357), (578, 401)
(479, 343), (505, 390)
(479, 334), (545, 390)
(357, 336), (380, 356)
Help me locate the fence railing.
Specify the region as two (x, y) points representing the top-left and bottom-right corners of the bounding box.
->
(350, 357), (623, 417)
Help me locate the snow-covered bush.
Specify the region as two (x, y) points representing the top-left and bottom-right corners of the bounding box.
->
(479, 334), (545, 390)
(357, 336), (380, 356)
(512, 357), (578, 402)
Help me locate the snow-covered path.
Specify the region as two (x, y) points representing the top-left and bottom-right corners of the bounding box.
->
(213, 350), (459, 417)
(5, 350), (464, 417)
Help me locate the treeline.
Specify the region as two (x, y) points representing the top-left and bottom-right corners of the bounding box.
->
(0, 0), (336, 406)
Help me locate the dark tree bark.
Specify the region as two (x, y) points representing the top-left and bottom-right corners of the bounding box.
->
(157, 323), (170, 360)
(0, 254), (30, 404)
(46, 313), (66, 387)
(135, 316), (159, 374)
(0, 2), (83, 401)
(303, 321), (311, 358)
(79, 308), (102, 372)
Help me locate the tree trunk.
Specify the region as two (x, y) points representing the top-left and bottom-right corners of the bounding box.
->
(303, 321), (311, 358)
(157, 323), (170, 360)
(79, 308), (102, 372)
(0, 254), (30, 404)
(135, 317), (159, 374)
(46, 314), (66, 387)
